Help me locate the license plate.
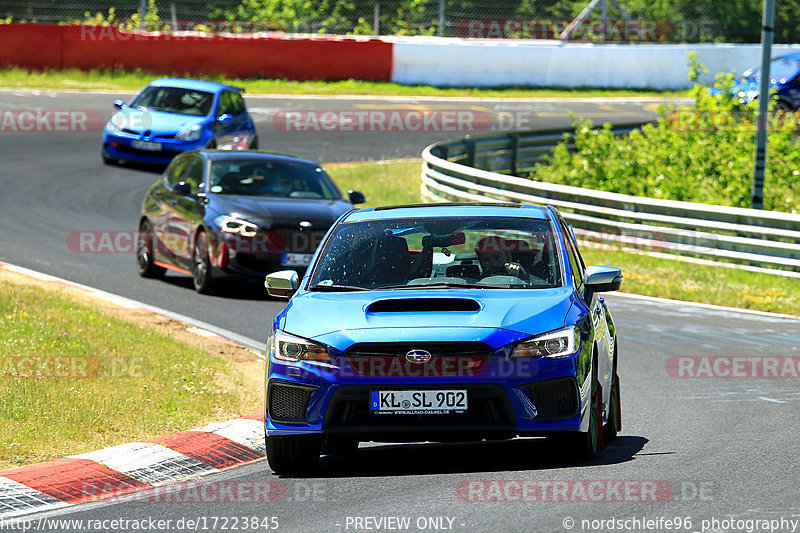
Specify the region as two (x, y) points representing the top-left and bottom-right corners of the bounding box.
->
(131, 140), (162, 151)
(370, 390), (468, 414)
(281, 253), (313, 266)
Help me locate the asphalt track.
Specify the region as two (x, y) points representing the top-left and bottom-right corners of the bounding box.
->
(1, 90), (799, 533)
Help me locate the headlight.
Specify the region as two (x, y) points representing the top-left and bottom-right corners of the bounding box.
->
(214, 215), (259, 237)
(510, 325), (580, 359)
(270, 330), (330, 363)
(176, 124), (203, 141)
(105, 121), (121, 134)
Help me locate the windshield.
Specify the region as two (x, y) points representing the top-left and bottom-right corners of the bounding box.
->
(130, 87), (214, 116)
(208, 160), (340, 199)
(742, 57), (800, 83)
(308, 216), (561, 290)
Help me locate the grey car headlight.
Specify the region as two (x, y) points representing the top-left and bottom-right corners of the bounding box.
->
(214, 215), (259, 237)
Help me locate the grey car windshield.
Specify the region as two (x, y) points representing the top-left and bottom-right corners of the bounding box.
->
(309, 217), (561, 290)
(130, 87), (214, 116)
(209, 160), (340, 199)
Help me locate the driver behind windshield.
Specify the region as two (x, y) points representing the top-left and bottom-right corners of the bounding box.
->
(474, 236), (530, 281)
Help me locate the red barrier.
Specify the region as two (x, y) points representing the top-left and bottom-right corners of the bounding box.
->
(0, 24), (63, 70)
(0, 24), (393, 81)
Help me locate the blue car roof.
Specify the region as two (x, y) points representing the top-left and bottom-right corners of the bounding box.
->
(148, 78), (243, 94)
(344, 203), (548, 222)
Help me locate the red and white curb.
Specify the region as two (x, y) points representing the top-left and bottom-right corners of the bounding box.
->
(0, 414), (266, 519)
(0, 261), (268, 519)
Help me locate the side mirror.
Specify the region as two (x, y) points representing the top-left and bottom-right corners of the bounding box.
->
(216, 113), (233, 124)
(265, 270), (300, 298)
(584, 265), (623, 293)
(348, 189), (366, 205)
(113, 99), (125, 110)
(172, 181), (192, 196)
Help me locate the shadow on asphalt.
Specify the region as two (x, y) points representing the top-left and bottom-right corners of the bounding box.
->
(104, 160), (165, 174)
(281, 436), (648, 478)
(158, 275), (278, 301)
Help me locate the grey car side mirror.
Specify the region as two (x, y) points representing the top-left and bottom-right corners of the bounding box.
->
(348, 190), (366, 205)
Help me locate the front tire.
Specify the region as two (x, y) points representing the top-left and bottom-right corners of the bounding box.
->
(775, 100), (792, 113)
(192, 231), (216, 294)
(604, 373), (621, 442)
(266, 436), (320, 474)
(136, 220), (165, 279)
(551, 364), (602, 461)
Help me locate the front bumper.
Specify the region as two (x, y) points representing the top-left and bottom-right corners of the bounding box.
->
(265, 348), (588, 440)
(102, 132), (207, 164)
(207, 229), (327, 281)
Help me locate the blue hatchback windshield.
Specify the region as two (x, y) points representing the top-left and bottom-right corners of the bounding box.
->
(309, 217), (561, 290)
(130, 87), (214, 116)
(208, 160), (339, 199)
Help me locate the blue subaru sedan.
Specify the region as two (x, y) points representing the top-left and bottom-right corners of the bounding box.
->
(263, 203), (623, 473)
(101, 78), (258, 166)
(711, 53), (800, 111)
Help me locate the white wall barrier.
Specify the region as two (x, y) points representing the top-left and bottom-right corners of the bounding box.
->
(392, 39), (800, 90)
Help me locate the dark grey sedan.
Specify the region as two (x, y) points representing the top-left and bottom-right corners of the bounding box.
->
(136, 150), (365, 294)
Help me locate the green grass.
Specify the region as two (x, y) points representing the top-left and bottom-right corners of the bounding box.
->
(329, 158), (800, 316)
(0, 280), (258, 469)
(0, 67), (690, 99)
(581, 249), (799, 314)
(327, 159), (423, 207)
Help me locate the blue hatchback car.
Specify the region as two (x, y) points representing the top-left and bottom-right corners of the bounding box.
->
(263, 203), (623, 473)
(102, 78), (258, 166)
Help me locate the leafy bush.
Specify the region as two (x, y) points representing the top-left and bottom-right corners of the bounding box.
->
(528, 54), (800, 213)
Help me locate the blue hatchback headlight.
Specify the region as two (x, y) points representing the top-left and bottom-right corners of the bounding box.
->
(105, 120), (121, 134)
(176, 124), (203, 141)
(510, 325), (580, 359)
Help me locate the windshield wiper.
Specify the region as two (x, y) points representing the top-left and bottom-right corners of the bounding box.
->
(308, 284), (370, 292)
(378, 282), (498, 290)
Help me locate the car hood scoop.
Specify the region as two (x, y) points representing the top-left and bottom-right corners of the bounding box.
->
(367, 298), (480, 313)
(282, 287), (575, 349)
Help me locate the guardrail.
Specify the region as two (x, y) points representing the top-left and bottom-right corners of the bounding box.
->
(420, 124), (800, 277)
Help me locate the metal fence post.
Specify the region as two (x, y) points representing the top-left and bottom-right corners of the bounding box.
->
(751, 0), (775, 210)
(139, 0), (147, 31)
(438, 0), (445, 36)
